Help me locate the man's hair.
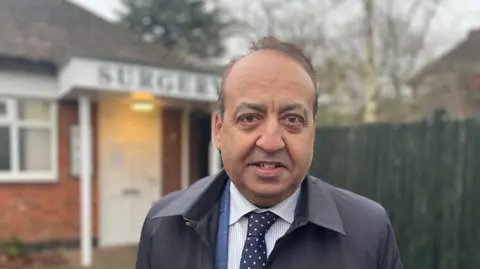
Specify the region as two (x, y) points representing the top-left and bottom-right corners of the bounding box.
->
(215, 36), (318, 120)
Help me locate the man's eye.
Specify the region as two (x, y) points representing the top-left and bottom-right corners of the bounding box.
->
(239, 114), (260, 123)
(284, 115), (304, 124)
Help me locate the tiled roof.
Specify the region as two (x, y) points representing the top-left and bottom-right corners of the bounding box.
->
(0, 0), (221, 74)
(410, 28), (480, 86)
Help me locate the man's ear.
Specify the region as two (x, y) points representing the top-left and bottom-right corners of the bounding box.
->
(213, 112), (223, 151)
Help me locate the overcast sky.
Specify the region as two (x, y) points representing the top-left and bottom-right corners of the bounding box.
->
(68, 0), (480, 58)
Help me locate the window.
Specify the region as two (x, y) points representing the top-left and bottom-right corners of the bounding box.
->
(0, 98), (57, 182)
(0, 101), (6, 118)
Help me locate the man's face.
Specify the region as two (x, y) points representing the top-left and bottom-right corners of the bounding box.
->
(214, 50), (317, 207)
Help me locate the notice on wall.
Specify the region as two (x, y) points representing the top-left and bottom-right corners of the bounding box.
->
(109, 149), (126, 168)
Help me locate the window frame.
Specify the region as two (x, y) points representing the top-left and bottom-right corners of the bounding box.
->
(0, 97), (58, 183)
(0, 99), (13, 122)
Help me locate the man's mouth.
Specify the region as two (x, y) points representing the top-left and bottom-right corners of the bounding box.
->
(250, 162), (285, 169)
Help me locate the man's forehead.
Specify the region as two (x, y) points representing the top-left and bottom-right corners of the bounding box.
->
(220, 50), (317, 115)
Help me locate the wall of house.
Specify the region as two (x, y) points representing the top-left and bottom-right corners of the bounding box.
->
(0, 70), (59, 99)
(415, 72), (480, 119)
(0, 87), (209, 247)
(0, 100), (99, 246)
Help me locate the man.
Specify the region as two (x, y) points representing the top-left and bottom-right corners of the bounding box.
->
(135, 36), (403, 269)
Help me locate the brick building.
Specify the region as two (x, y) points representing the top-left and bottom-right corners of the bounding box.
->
(409, 28), (480, 119)
(0, 0), (222, 266)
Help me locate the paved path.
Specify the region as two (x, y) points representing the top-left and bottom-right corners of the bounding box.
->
(47, 246), (137, 269)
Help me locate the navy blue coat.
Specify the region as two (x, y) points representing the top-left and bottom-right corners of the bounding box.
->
(135, 170), (403, 269)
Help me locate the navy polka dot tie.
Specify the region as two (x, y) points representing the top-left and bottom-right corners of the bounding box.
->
(240, 211), (278, 269)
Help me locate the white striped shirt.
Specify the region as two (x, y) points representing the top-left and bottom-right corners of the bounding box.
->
(228, 183), (301, 269)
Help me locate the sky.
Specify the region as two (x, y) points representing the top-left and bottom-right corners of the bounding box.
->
(68, 0), (480, 59)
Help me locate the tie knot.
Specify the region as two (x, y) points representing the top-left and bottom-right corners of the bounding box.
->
(246, 211), (278, 237)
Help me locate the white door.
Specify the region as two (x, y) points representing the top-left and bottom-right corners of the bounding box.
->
(101, 141), (159, 246)
(98, 95), (161, 246)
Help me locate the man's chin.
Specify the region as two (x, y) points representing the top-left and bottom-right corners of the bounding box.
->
(248, 182), (291, 202)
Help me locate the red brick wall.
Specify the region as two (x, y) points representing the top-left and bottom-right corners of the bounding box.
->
(0, 100), (99, 244)
(161, 108), (182, 195)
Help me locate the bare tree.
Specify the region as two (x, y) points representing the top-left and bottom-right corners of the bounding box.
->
(362, 0), (377, 122)
(227, 0), (348, 57)
(227, 0), (444, 124)
(377, 0), (443, 99)
(334, 0), (444, 123)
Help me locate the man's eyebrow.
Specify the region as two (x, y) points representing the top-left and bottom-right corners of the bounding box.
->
(280, 103), (309, 119)
(233, 102), (267, 116)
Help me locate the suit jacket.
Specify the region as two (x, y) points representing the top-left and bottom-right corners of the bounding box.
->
(135, 169), (403, 269)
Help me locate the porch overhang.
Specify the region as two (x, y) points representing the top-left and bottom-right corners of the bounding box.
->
(59, 57), (221, 102)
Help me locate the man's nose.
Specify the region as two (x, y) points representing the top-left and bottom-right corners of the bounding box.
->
(255, 120), (285, 153)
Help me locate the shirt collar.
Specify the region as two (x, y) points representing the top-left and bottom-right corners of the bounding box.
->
(151, 169), (346, 236)
(229, 182), (301, 225)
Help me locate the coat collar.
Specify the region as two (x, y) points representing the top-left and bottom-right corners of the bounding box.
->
(151, 169), (346, 235)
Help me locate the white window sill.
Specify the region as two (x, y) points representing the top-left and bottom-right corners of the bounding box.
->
(0, 172), (58, 184)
